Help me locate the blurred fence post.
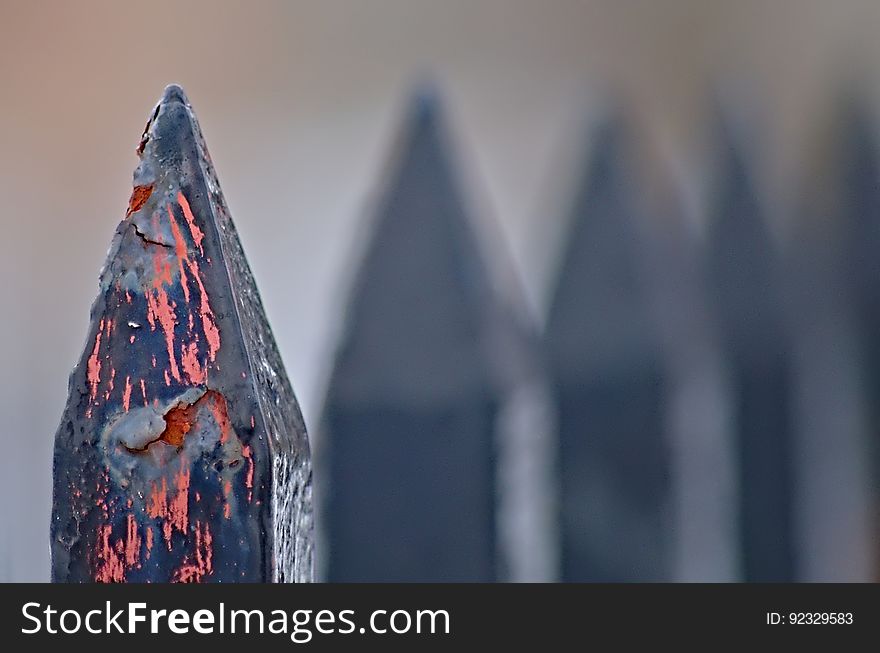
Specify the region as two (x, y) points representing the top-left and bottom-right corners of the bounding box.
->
(704, 115), (795, 581)
(789, 100), (876, 581)
(320, 91), (554, 581)
(51, 85), (314, 583)
(545, 115), (672, 581)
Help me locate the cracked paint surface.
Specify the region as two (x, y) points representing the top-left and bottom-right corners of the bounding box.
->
(51, 85), (312, 583)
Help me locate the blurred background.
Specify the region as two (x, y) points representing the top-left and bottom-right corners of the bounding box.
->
(2, 0), (880, 581)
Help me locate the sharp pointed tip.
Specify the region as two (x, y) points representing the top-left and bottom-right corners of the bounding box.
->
(160, 84), (190, 106)
(138, 84), (197, 157)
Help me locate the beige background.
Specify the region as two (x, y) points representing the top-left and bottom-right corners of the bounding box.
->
(0, 0), (877, 580)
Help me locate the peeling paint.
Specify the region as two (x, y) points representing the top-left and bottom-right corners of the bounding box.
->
(178, 192), (205, 256)
(86, 319), (104, 409)
(122, 376), (132, 412)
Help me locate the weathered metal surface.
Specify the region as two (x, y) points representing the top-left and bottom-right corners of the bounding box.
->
(51, 85), (313, 583)
(321, 93), (549, 581)
(705, 118), (795, 582)
(545, 117), (671, 581)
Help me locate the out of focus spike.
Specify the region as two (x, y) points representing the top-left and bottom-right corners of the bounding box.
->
(545, 115), (671, 581)
(320, 91), (551, 581)
(704, 115), (795, 582)
(789, 98), (876, 581)
(51, 85), (313, 583)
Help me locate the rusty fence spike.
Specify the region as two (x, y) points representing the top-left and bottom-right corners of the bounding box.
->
(51, 85), (313, 583)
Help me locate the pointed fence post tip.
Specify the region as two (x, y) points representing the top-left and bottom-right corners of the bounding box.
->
(545, 115), (671, 582)
(51, 85), (314, 583)
(705, 116), (795, 582)
(320, 90), (553, 582)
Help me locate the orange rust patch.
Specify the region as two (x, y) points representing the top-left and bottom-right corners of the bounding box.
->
(160, 399), (199, 447)
(126, 184), (153, 217)
(131, 390), (232, 453)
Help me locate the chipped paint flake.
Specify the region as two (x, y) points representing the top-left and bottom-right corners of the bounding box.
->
(177, 191), (205, 256)
(86, 319), (104, 407)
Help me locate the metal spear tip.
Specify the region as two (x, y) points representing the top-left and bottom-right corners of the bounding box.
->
(52, 82), (314, 583)
(160, 83), (190, 107)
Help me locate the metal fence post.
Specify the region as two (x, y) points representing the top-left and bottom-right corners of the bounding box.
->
(51, 85), (313, 583)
